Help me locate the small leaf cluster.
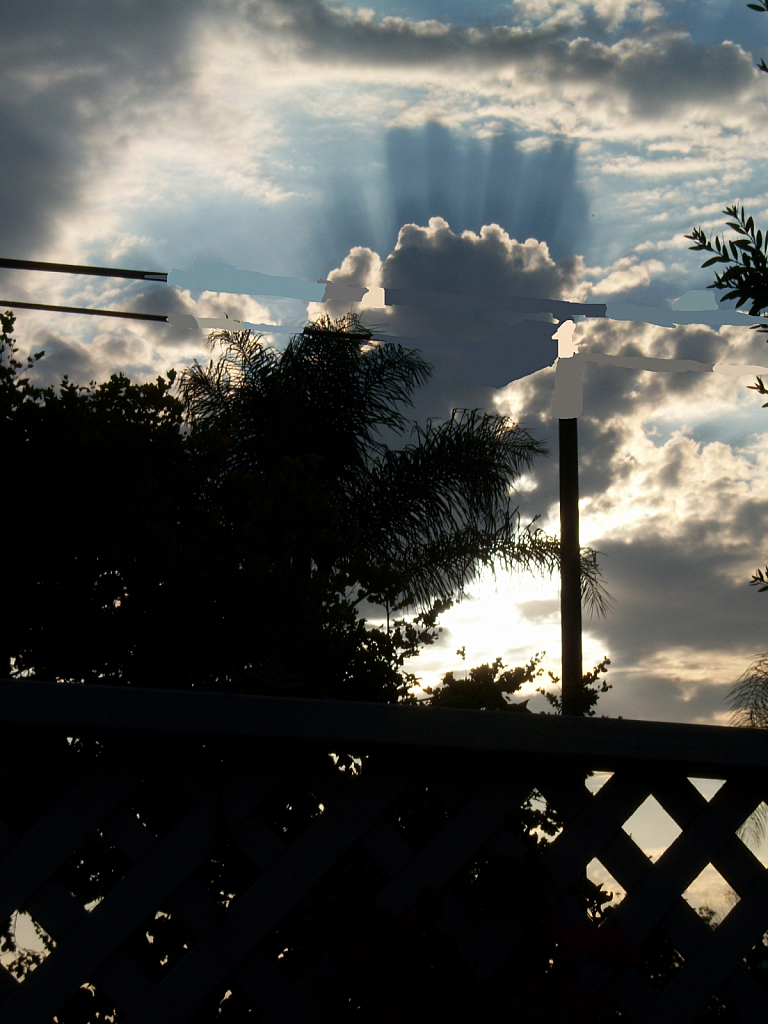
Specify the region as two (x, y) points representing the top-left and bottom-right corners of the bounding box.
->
(685, 204), (768, 329)
(534, 656), (613, 717)
(749, 0), (768, 73)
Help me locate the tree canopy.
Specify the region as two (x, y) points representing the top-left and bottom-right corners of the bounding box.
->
(179, 312), (613, 622)
(2, 308), (612, 706)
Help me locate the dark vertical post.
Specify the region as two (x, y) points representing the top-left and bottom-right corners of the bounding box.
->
(559, 417), (582, 716)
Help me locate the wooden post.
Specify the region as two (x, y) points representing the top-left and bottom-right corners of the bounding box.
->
(559, 417), (582, 717)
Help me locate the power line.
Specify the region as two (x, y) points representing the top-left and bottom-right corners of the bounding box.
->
(0, 257), (166, 282)
(0, 300), (168, 322)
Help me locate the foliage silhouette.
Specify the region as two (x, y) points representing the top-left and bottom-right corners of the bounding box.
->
(178, 311), (613, 622)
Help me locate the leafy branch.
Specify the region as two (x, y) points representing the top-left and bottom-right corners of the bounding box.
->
(747, 0), (768, 71)
(685, 204), (768, 329)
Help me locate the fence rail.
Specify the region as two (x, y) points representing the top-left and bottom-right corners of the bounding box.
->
(0, 679), (767, 1022)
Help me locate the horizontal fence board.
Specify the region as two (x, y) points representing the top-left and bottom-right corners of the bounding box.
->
(2, 679), (768, 778)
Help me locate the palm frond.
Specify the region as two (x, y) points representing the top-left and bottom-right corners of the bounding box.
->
(737, 800), (768, 850)
(724, 652), (768, 850)
(726, 651), (768, 728)
(351, 506), (613, 621)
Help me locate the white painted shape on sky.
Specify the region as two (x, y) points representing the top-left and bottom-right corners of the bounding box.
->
(551, 352), (768, 420)
(166, 263), (768, 419)
(555, 318), (578, 359)
(167, 261), (326, 302)
(166, 260), (768, 328)
(672, 291), (720, 311)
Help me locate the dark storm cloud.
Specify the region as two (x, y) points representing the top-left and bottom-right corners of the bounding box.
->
(246, 0), (757, 116)
(597, 672), (740, 726)
(0, 0), (202, 259)
(584, 535), (768, 664)
(21, 332), (102, 389)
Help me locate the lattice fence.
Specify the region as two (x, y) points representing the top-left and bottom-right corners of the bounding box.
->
(0, 680), (768, 1022)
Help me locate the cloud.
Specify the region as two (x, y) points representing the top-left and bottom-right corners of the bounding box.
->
(511, 0), (668, 33)
(245, 1), (757, 121)
(0, 0), (208, 258)
(2, 0), (768, 727)
(589, 255), (667, 293)
(21, 332), (102, 388)
(311, 216), (595, 421)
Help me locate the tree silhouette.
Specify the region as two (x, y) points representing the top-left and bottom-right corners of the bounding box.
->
(179, 311), (612, 624)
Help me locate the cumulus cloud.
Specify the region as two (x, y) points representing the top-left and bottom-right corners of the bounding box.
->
(511, 0), (667, 32)
(309, 217), (591, 420)
(589, 255), (667, 293)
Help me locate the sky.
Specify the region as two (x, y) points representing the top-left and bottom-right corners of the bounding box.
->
(3, 0), (768, 924)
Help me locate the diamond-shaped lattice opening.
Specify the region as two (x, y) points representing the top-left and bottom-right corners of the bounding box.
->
(622, 794), (681, 863)
(735, 798), (768, 867)
(681, 862), (739, 927)
(584, 771), (613, 795)
(56, 826), (136, 911)
(522, 787), (563, 847)
(254, 768), (330, 844)
(687, 777), (726, 801)
(259, 841), (393, 986)
(0, 908), (55, 981)
(121, 905), (203, 985)
(189, 979), (266, 1023)
(586, 858), (625, 912)
(193, 830), (262, 910)
(744, 928), (768, 982)
(452, 830), (548, 925)
(378, 780), (452, 847)
(328, 749), (368, 776)
(122, 761), (205, 841)
(636, 924), (686, 994)
(51, 980), (120, 1024)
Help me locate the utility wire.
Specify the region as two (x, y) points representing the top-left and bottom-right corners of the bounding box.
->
(0, 257), (167, 282)
(0, 258), (169, 322)
(0, 299), (168, 322)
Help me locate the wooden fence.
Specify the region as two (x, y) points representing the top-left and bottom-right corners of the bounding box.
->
(0, 678), (767, 1022)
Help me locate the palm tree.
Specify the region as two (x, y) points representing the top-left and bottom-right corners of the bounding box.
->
(726, 656), (768, 848)
(179, 311), (612, 629)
